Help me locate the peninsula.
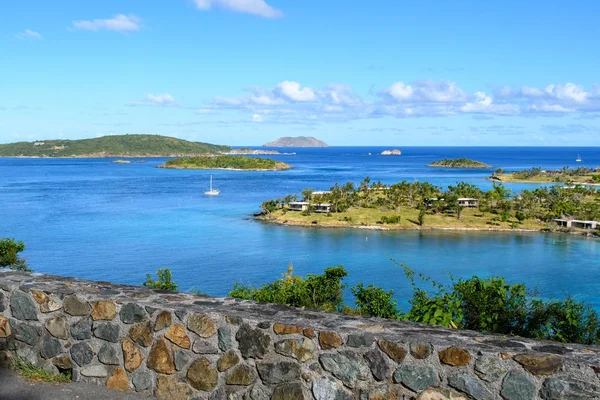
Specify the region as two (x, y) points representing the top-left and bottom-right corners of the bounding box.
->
(158, 155), (292, 171)
(256, 178), (599, 234)
(491, 167), (600, 184)
(0, 134), (230, 158)
(428, 158), (492, 169)
(263, 136), (328, 147)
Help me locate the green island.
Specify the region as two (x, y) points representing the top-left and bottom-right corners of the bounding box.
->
(428, 158), (492, 169)
(158, 155), (293, 171)
(491, 166), (600, 184)
(257, 177), (600, 233)
(0, 134), (230, 158)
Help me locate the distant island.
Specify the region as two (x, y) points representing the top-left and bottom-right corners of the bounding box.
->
(0, 134), (230, 158)
(263, 136), (328, 147)
(223, 148), (294, 156)
(491, 167), (600, 184)
(428, 158), (492, 169)
(381, 149), (401, 156)
(158, 155), (292, 171)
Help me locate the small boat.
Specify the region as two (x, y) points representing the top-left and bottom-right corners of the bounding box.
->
(204, 175), (220, 196)
(576, 154), (582, 162)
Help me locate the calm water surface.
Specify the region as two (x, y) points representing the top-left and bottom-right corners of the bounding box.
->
(1, 146), (599, 309)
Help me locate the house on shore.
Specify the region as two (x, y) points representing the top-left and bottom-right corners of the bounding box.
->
(457, 198), (479, 208)
(554, 219), (599, 230)
(287, 202), (332, 213)
(313, 204), (332, 213)
(288, 202), (310, 211)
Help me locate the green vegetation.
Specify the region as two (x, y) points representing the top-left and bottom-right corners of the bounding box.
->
(12, 357), (71, 383)
(428, 158), (492, 169)
(0, 238), (30, 271)
(230, 265), (347, 313)
(0, 134), (230, 158)
(159, 155), (292, 171)
(493, 166), (600, 184)
(144, 263), (600, 344)
(143, 268), (178, 291)
(229, 263), (600, 345)
(258, 177), (600, 232)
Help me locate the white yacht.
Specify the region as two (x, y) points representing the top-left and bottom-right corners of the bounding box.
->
(204, 175), (220, 196)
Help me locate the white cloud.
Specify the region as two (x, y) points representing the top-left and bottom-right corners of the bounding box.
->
(206, 79), (600, 123)
(385, 80), (466, 103)
(129, 93), (177, 107)
(529, 104), (574, 113)
(72, 14), (141, 33)
(275, 81), (316, 102)
(251, 113), (264, 122)
(15, 29), (43, 40)
(460, 92), (518, 115)
(388, 82), (414, 100)
(193, 0), (283, 18)
(545, 83), (588, 103)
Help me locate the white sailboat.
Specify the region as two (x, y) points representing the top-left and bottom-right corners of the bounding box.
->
(204, 175), (220, 196)
(576, 154), (582, 162)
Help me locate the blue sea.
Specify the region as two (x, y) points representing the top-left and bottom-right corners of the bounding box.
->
(1, 147), (599, 310)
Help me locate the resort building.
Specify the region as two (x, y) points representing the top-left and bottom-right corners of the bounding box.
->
(457, 198), (479, 208)
(313, 204), (332, 213)
(287, 202), (332, 213)
(288, 202), (310, 211)
(554, 219), (600, 230)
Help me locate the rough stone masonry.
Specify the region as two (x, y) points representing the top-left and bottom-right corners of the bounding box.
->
(1, 269), (600, 399)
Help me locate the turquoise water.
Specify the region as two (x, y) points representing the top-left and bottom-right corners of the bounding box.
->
(1, 147), (599, 309)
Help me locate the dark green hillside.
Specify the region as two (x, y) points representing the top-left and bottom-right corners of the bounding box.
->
(0, 134), (230, 157)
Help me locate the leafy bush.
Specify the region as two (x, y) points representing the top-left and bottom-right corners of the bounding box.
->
(230, 265), (348, 312)
(143, 268), (178, 291)
(351, 283), (399, 319)
(0, 238), (30, 271)
(418, 208), (426, 226)
(380, 215), (401, 224)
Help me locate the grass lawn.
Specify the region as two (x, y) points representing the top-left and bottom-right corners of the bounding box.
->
(264, 206), (547, 231)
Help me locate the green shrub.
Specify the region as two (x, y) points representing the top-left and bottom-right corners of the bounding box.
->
(230, 265), (348, 312)
(143, 268), (178, 291)
(418, 208), (426, 226)
(351, 283), (399, 319)
(380, 215), (401, 224)
(0, 238), (30, 271)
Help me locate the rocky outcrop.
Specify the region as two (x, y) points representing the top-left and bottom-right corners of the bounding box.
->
(381, 149), (402, 156)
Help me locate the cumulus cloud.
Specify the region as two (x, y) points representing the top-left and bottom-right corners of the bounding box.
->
(129, 93), (177, 107)
(385, 80), (467, 103)
(193, 0), (283, 18)
(275, 81), (316, 102)
(251, 113), (264, 122)
(72, 14), (141, 33)
(15, 29), (43, 40)
(204, 79), (600, 123)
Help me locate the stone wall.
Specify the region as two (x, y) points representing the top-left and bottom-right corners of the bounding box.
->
(1, 270), (599, 400)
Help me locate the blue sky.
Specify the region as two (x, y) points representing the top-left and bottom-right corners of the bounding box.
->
(1, 0), (599, 146)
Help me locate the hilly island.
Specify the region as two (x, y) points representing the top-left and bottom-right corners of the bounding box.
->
(263, 136), (328, 147)
(0, 134), (230, 158)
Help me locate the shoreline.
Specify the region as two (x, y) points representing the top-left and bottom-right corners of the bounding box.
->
(489, 177), (600, 186)
(427, 165), (492, 169)
(255, 216), (598, 238)
(255, 216), (541, 232)
(157, 165), (293, 171)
